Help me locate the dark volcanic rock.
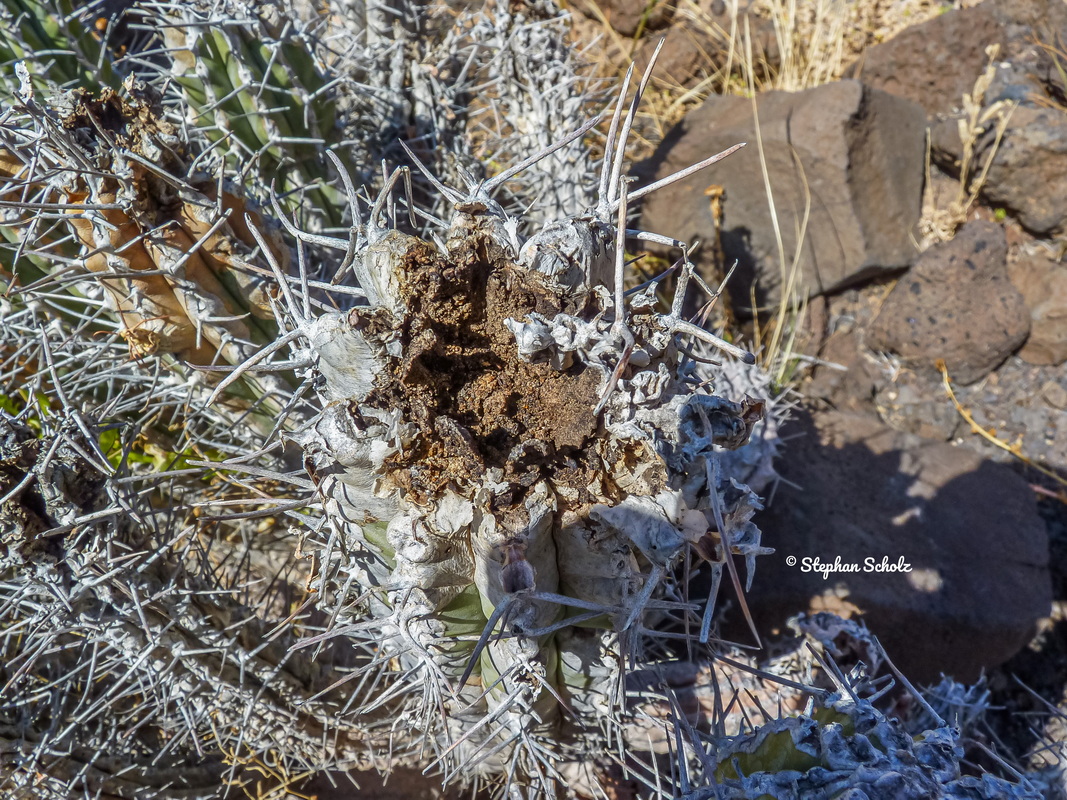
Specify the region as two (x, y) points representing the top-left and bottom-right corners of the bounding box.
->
(850, 0), (1067, 119)
(568, 0), (673, 37)
(624, 1), (774, 88)
(847, 3), (1002, 117)
(857, 0), (1067, 234)
(639, 80), (925, 313)
(868, 221), (1029, 385)
(744, 409), (1051, 684)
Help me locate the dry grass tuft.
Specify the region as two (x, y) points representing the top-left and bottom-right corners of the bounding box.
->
(568, 0), (954, 156)
(919, 45), (1017, 245)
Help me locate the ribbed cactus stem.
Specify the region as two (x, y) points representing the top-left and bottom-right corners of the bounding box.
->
(229, 56), (775, 792)
(0, 2), (784, 797)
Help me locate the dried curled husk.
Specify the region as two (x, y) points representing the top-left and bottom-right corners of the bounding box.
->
(1, 81), (284, 365)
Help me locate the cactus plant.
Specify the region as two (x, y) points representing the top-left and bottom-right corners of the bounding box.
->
(669, 691), (1044, 800)
(654, 614), (1045, 800)
(1, 2), (776, 796)
(265, 70), (768, 793)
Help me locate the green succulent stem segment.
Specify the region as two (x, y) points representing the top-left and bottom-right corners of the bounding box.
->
(0, 0), (114, 94)
(681, 692), (1041, 800)
(714, 708), (857, 782)
(162, 6), (346, 225)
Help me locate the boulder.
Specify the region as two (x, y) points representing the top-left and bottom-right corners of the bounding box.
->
(740, 409), (1051, 684)
(849, 0), (1067, 119)
(638, 80), (925, 314)
(855, 0), (1067, 234)
(626, 1), (773, 88)
(568, 0), (673, 37)
(631, 25), (714, 87)
(847, 3), (1002, 117)
(1010, 252), (1067, 366)
(867, 220), (1029, 385)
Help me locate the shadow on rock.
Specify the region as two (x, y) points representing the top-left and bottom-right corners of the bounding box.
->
(981, 483), (1067, 778)
(725, 406), (1052, 686)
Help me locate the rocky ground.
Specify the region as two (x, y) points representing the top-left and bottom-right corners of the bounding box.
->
(566, 0), (1067, 790)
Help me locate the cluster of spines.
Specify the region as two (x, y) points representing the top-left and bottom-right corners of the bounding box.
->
(0, 2), (621, 796)
(0, 412), (381, 799)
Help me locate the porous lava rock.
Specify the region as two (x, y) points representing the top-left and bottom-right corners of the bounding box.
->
(858, 0), (1067, 235)
(741, 409), (1051, 684)
(846, 3), (1001, 117)
(639, 80), (925, 313)
(868, 220), (1029, 385)
(567, 0), (674, 37)
(622, 1), (773, 87)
